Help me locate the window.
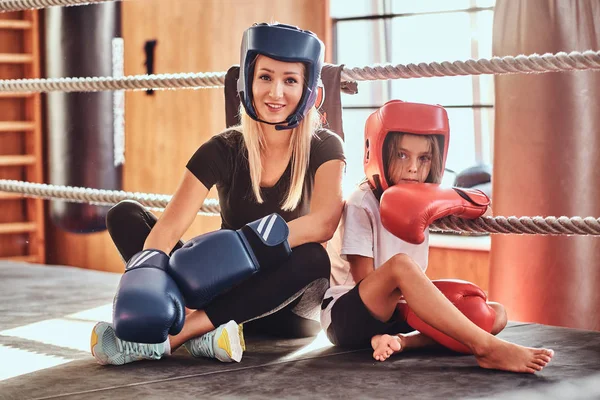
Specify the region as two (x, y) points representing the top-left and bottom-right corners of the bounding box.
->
(331, 0), (495, 196)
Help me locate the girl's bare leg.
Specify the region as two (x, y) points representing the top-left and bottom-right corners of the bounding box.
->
(372, 302), (508, 362)
(488, 302), (508, 335)
(168, 310), (216, 351)
(372, 301), (506, 362)
(359, 254), (553, 373)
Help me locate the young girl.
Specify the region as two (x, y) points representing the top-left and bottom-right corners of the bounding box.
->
(90, 23), (345, 366)
(321, 100), (554, 374)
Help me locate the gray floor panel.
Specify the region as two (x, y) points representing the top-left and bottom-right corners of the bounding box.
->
(1, 262), (599, 400)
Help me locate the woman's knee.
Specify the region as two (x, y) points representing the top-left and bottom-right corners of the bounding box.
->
(292, 242), (331, 278)
(105, 200), (157, 261)
(106, 200), (147, 228)
(488, 301), (508, 335)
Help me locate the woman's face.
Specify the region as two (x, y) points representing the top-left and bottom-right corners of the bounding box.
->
(388, 134), (432, 185)
(251, 55), (304, 124)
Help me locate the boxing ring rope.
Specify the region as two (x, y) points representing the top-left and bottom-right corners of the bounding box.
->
(340, 50), (600, 81)
(1, 0), (599, 237)
(0, 0), (114, 12)
(0, 72), (227, 93)
(2, 51), (600, 235)
(1, 50), (599, 93)
(0, 180), (221, 216)
(1, 179), (600, 237)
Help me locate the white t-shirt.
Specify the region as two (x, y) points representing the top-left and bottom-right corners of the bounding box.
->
(320, 182), (429, 332)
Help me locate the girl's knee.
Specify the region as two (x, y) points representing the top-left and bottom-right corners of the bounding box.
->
(488, 302), (508, 335)
(386, 253), (420, 276)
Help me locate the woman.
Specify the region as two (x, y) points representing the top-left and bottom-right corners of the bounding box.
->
(91, 22), (345, 366)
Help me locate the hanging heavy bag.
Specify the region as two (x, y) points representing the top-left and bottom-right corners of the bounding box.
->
(44, 2), (123, 233)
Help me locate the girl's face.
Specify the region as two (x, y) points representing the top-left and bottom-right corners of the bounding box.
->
(252, 55), (304, 124)
(388, 134), (432, 185)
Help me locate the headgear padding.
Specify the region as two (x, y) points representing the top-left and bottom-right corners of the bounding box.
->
(237, 23), (324, 130)
(364, 100), (450, 192)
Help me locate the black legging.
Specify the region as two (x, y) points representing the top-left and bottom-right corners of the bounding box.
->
(106, 200), (331, 338)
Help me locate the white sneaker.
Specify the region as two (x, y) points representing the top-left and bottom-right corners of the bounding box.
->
(184, 320), (245, 362)
(90, 322), (166, 365)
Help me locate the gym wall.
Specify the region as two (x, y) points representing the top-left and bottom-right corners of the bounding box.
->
(44, 0), (331, 272)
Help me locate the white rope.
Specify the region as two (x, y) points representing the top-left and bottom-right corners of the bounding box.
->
(0, 179), (220, 216)
(431, 215), (600, 236)
(0, 0), (114, 12)
(2, 179), (600, 237)
(341, 50), (600, 81)
(1, 50), (599, 93)
(0, 72), (227, 93)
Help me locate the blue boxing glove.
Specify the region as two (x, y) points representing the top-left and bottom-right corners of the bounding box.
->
(113, 249), (186, 344)
(168, 213), (291, 309)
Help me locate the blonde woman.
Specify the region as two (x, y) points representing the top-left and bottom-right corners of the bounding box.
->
(91, 23), (345, 366)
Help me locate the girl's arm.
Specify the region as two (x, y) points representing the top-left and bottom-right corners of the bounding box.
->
(143, 170), (210, 254)
(347, 254), (375, 283)
(287, 159), (345, 247)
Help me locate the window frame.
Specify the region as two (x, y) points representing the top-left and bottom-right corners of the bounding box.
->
(331, 4), (495, 167)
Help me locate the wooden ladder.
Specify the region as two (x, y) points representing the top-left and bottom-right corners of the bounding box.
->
(0, 10), (45, 263)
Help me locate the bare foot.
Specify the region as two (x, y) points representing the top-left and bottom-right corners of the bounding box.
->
(371, 334), (403, 362)
(474, 337), (554, 373)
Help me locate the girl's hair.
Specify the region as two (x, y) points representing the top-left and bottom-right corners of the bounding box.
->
(382, 132), (444, 185)
(239, 104), (321, 211)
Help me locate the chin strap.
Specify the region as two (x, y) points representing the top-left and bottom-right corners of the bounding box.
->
(275, 122), (299, 131)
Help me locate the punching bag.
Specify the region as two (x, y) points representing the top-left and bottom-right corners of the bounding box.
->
(490, 0), (600, 330)
(45, 3), (123, 233)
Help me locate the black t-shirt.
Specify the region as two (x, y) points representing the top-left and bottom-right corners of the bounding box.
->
(187, 129), (346, 230)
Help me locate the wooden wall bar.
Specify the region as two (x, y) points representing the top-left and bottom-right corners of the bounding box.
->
(46, 0), (331, 272)
(0, 11), (27, 259)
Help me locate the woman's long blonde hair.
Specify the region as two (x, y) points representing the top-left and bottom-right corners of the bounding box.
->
(239, 105), (321, 211)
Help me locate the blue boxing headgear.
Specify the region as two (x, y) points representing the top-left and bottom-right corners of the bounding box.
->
(237, 23), (325, 130)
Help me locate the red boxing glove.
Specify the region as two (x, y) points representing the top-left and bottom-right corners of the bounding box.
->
(397, 279), (496, 354)
(380, 183), (490, 245)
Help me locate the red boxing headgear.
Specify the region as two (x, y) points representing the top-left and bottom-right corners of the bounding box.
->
(364, 100), (450, 192)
